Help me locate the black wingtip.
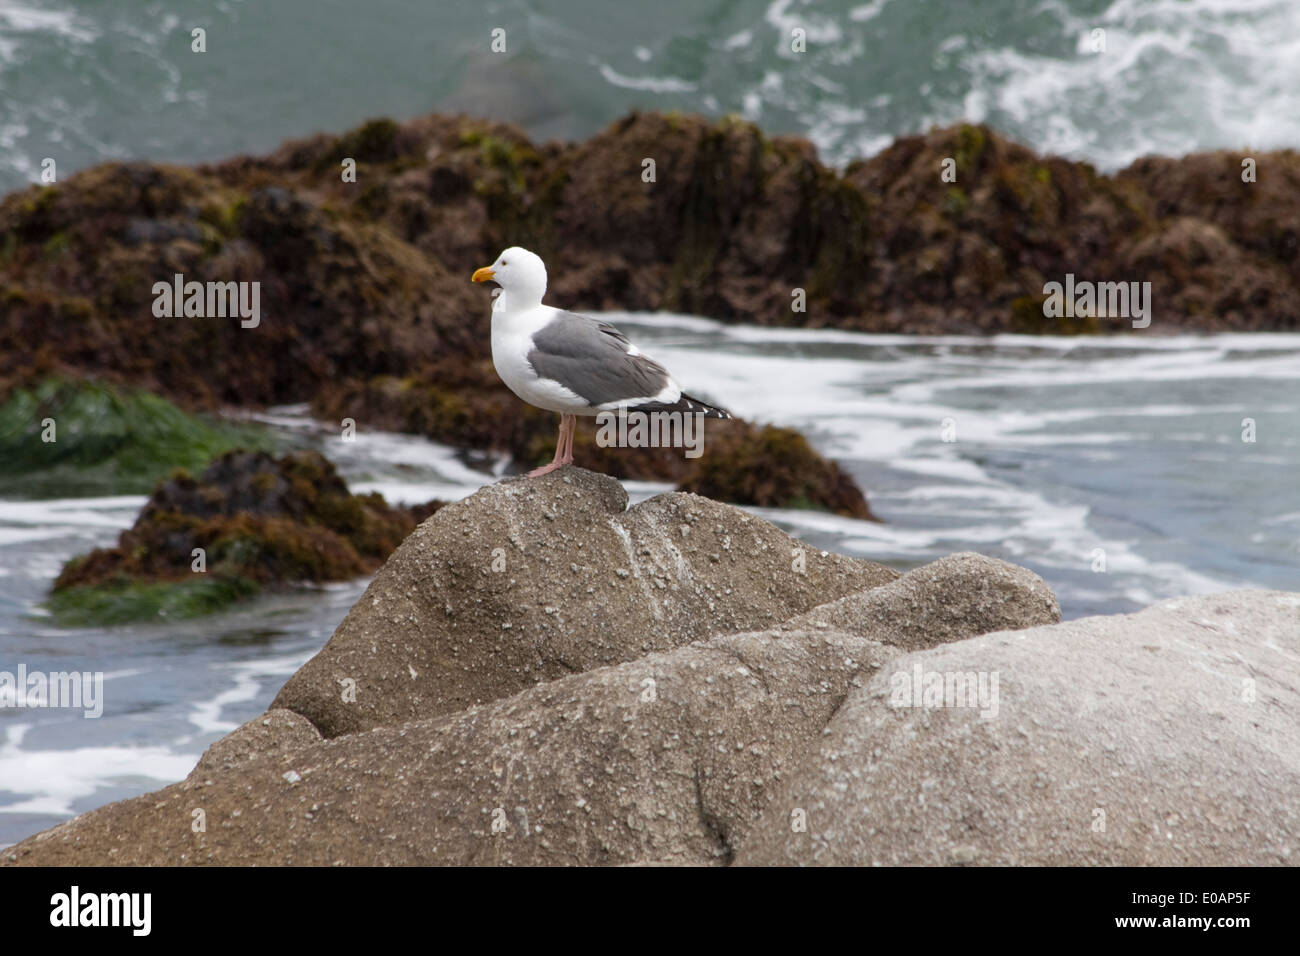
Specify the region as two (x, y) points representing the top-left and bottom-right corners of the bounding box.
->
(628, 394), (733, 419)
(681, 394), (733, 419)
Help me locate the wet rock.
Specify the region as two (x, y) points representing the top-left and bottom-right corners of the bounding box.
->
(51, 450), (442, 622)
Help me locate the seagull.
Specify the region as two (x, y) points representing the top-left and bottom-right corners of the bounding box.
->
(472, 247), (732, 477)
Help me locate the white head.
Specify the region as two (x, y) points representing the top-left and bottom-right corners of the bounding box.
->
(472, 246), (547, 307)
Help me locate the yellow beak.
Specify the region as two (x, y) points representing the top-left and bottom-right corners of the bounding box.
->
(471, 266), (496, 283)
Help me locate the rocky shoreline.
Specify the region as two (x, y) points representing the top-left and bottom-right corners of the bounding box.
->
(6, 469), (1297, 866)
(1, 115), (879, 516)
(4, 110), (1298, 503)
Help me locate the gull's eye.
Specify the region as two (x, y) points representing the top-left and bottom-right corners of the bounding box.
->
(501, 260), (508, 266)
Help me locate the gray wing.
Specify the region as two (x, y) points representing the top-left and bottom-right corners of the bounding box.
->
(527, 312), (675, 406)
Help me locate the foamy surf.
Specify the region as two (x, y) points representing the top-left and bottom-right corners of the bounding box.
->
(5, 0), (1300, 192)
(610, 313), (1297, 616)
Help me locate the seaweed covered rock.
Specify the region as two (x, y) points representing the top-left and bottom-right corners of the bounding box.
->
(1093, 148), (1300, 330)
(844, 123), (1151, 333)
(50, 449), (441, 624)
(5, 114), (1300, 423)
(677, 424), (872, 519)
(0, 164), (482, 410)
(312, 363), (870, 515)
(0, 377), (272, 496)
(0, 128), (876, 513)
(9, 108), (1300, 524)
(222, 110), (1300, 333)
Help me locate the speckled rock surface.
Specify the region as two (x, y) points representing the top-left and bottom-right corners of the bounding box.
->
(191, 708), (323, 777)
(5, 540), (1061, 866)
(272, 466), (898, 737)
(6, 630), (896, 866)
(733, 591), (1300, 866)
(782, 551), (1060, 649)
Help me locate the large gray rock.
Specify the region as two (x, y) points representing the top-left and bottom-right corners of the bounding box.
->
(273, 468), (898, 737)
(11, 573), (1292, 867)
(733, 591), (1300, 866)
(4, 547), (1063, 866)
(6, 630), (892, 866)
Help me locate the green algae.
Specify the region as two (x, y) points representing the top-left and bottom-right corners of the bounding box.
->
(44, 575), (261, 627)
(0, 379), (276, 498)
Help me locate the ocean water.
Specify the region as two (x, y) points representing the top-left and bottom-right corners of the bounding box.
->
(2, 322), (1298, 848)
(3, 0), (1300, 193)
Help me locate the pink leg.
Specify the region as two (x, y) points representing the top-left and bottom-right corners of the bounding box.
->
(527, 414), (576, 477)
(558, 414), (575, 464)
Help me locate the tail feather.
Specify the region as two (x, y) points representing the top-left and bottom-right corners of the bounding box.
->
(630, 393), (732, 420)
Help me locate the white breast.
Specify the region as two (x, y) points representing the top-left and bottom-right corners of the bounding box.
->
(491, 301), (592, 414)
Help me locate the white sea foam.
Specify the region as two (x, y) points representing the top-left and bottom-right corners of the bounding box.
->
(186, 652), (314, 737)
(0, 1), (96, 46)
(596, 63), (696, 93)
(0, 498), (142, 552)
(608, 312), (1294, 609)
(0, 724), (194, 817)
(741, 0), (1300, 170)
